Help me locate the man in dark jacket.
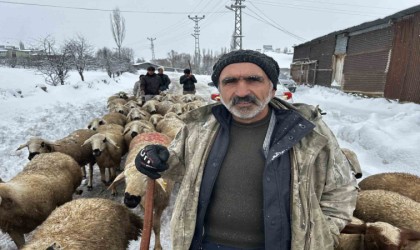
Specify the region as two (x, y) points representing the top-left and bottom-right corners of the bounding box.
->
(135, 50), (357, 250)
(157, 66), (171, 92)
(179, 68), (197, 94)
(140, 66), (162, 101)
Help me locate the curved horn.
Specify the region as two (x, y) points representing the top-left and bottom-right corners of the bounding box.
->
(16, 142), (28, 151)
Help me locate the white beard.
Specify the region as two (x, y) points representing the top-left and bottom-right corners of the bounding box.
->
(220, 88), (273, 120)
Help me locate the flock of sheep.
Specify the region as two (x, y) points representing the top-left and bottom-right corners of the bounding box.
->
(0, 90), (206, 249)
(0, 86), (419, 250)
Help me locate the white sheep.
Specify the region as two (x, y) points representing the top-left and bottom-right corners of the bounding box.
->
(156, 112), (185, 139)
(22, 198), (142, 250)
(123, 120), (156, 149)
(149, 114), (164, 127)
(0, 152), (82, 248)
(359, 172), (420, 202)
(109, 102), (129, 115)
(141, 99), (160, 114)
(109, 132), (174, 250)
(125, 99), (142, 109)
(16, 129), (96, 181)
(87, 112), (127, 131)
(127, 107), (151, 123)
(82, 128), (127, 190)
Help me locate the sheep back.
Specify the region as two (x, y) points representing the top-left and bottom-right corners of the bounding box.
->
(156, 116), (185, 139)
(359, 172), (420, 202)
(22, 198), (142, 250)
(0, 152), (82, 235)
(102, 112), (127, 127)
(354, 190), (420, 232)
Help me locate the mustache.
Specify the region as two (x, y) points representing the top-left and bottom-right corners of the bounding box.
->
(232, 95), (258, 105)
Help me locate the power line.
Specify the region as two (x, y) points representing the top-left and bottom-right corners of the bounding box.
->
(254, 0), (396, 11)
(0, 1), (229, 14)
(247, 2), (306, 41)
(243, 10), (306, 42)
(247, 0), (380, 17)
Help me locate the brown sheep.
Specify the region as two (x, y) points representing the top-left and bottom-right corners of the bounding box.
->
(127, 107), (151, 122)
(109, 132), (173, 250)
(16, 129), (96, 181)
(87, 112), (127, 131)
(338, 218), (420, 250)
(22, 198), (142, 250)
(156, 112), (185, 139)
(123, 120), (156, 149)
(0, 152), (82, 248)
(82, 128), (127, 190)
(354, 190), (420, 232)
(359, 172), (420, 202)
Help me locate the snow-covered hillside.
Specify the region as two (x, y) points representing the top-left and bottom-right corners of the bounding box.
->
(0, 67), (419, 249)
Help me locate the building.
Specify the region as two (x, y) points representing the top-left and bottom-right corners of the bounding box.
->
(291, 5), (420, 103)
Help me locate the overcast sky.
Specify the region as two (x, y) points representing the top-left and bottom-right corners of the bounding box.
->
(1, 0), (419, 60)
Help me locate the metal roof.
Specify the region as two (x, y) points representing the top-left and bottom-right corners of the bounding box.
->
(295, 4), (420, 47)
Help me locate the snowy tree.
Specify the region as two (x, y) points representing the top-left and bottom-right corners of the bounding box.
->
(36, 36), (71, 86)
(64, 35), (94, 81)
(110, 8), (125, 58)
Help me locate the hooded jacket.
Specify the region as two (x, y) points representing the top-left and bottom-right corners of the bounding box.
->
(165, 97), (358, 250)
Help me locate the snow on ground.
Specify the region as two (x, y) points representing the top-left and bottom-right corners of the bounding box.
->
(0, 67), (419, 249)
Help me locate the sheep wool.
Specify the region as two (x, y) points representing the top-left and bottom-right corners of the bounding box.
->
(354, 190), (420, 232)
(22, 198), (142, 250)
(358, 172), (420, 202)
(0, 152), (82, 248)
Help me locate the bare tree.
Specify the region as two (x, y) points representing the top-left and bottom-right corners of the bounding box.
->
(65, 35), (94, 81)
(110, 8), (125, 58)
(96, 47), (114, 78)
(36, 36), (71, 86)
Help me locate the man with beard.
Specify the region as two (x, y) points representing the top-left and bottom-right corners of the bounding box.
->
(135, 50), (358, 250)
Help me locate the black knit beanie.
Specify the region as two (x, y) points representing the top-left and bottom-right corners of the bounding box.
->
(211, 50), (280, 89)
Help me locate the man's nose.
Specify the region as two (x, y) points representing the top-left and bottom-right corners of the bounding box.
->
(234, 80), (251, 97)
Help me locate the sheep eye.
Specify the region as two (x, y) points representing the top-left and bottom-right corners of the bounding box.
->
(102, 138), (107, 143)
(88, 125), (91, 129)
(99, 121), (105, 125)
(41, 142), (45, 147)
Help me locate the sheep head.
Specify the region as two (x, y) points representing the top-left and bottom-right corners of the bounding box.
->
(83, 134), (119, 157)
(149, 114), (164, 126)
(17, 137), (57, 160)
(87, 118), (106, 131)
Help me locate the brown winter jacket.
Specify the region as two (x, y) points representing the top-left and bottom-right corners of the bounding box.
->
(165, 97), (358, 250)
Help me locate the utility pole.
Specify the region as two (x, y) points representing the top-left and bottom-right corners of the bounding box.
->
(188, 15), (205, 72)
(226, 0), (245, 50)
(147, 37), (156, 61)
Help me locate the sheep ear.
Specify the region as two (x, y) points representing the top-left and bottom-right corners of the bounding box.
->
(108, 172), (125, 191)
(123, 126), (131, 135)
(105, 137), (119, 149)
(16, 143), (28, 151)
(82, 138), (92, 147)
